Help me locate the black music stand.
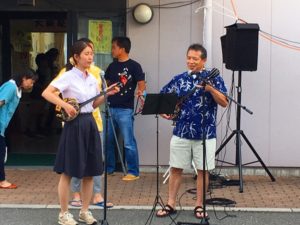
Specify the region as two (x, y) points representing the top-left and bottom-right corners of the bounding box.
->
(142, 93), (178, 225)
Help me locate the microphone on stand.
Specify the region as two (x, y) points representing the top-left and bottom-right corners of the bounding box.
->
(99, 71), (110, 102)
(100, 70), (106, 86)
(188, 70), (199, 80)
(100, 70), (105, 77)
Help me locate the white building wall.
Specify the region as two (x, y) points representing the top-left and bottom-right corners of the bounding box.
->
(127, 0), (300, 167)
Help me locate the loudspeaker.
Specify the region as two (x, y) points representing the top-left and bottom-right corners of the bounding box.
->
(220, 35), (227, 64)
(221, 23), (259, 71)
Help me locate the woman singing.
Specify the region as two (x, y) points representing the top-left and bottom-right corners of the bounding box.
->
(42, 40), (119, 225)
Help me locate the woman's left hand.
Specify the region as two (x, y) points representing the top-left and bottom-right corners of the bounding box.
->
(107, 83), (120, 96)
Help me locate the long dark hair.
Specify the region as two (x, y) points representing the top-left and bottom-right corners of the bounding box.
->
(12, 68), (38, 87)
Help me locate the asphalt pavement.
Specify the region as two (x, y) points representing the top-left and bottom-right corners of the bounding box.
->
(0, 208), (299, 225)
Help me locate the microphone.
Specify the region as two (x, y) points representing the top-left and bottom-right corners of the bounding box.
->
(188, 70), (200, 80)
(99, 70), (107, 89)
(189, 68), (220, 83)
(100, 70), (105, 78)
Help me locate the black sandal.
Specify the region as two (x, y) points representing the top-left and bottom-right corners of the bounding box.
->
(156, 204), (177, 218)
(194, 206), (209, 219)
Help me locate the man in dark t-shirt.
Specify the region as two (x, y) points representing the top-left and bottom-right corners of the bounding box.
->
(105, 37), (146, 181)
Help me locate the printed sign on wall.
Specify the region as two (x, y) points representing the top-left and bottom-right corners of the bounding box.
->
(88, 20), (112, 54)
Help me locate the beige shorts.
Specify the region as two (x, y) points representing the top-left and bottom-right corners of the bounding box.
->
(169, 135), (216, 171)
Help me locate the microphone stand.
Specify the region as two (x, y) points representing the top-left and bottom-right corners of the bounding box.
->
(194, 76), (253, 225)
(179, 73), (255, 225)
(199, 81), (210, 225)
(100, 76), (110, 225)
(177, 78), (211, 225)
(99, 74), (127, 225)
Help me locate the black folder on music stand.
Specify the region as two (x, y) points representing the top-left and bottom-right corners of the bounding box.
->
(142, 93), (178, 115)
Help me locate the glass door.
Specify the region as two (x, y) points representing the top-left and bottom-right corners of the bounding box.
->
(0, 23), (2, 83)
(4, 12), (68, 165)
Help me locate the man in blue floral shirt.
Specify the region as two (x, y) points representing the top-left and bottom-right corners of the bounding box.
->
(156, 44), (228, 219)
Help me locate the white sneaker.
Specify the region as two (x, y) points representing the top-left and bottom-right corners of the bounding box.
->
(58, 211), (78, 225)
(79, 210), (97, 224)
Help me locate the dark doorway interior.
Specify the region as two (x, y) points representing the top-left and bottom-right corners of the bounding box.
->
(0, 11), (68, 164)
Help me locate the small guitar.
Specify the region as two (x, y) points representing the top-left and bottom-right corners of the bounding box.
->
(56, 75), (130, 122)
(171, 68), (220, 122)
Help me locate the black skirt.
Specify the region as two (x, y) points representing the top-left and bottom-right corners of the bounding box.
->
(54, 113), (103, 178)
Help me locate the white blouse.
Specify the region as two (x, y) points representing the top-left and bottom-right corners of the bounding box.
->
(51, 67), (100, 113)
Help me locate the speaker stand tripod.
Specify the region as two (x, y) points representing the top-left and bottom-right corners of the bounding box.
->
(215, 71), (275, 193)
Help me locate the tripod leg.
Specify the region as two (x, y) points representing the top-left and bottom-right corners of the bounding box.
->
(240, 132), (276, 182)
(215, 131), (236, 156)
(236, 131), (244, 193)
(145, 195), (177, 225)
(144, 196), (158, 225)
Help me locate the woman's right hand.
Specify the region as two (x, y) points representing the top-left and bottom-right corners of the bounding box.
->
(63, 103), (77, 118)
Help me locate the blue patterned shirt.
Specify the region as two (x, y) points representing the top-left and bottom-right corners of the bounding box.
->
(161, 69), (227, 140)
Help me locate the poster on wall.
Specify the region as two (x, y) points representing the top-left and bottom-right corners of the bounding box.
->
(88, 20), (112, 54)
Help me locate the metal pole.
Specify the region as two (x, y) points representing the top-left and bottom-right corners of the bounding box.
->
(203, 0), (213, 67)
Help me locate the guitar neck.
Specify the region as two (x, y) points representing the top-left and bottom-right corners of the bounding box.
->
(178, 86), (199, 103)
(79, 84), (119, 108)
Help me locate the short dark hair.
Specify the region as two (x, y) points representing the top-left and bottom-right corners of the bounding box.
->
(12, 68), (38, 87)
(187, 44), (207, 59)
(45, 48), (59, 61)
(35, 53), (47, 66)
(112, 36), (131, 53)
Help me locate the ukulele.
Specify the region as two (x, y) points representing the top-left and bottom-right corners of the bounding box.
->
(56, 75), (130, 122)
(171, 68), (220, 122)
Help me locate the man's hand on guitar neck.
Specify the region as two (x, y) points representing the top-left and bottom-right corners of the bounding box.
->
(195, 83), (228, 108)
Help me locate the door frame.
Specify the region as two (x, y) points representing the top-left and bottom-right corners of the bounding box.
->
(0, 11), (70, 81)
